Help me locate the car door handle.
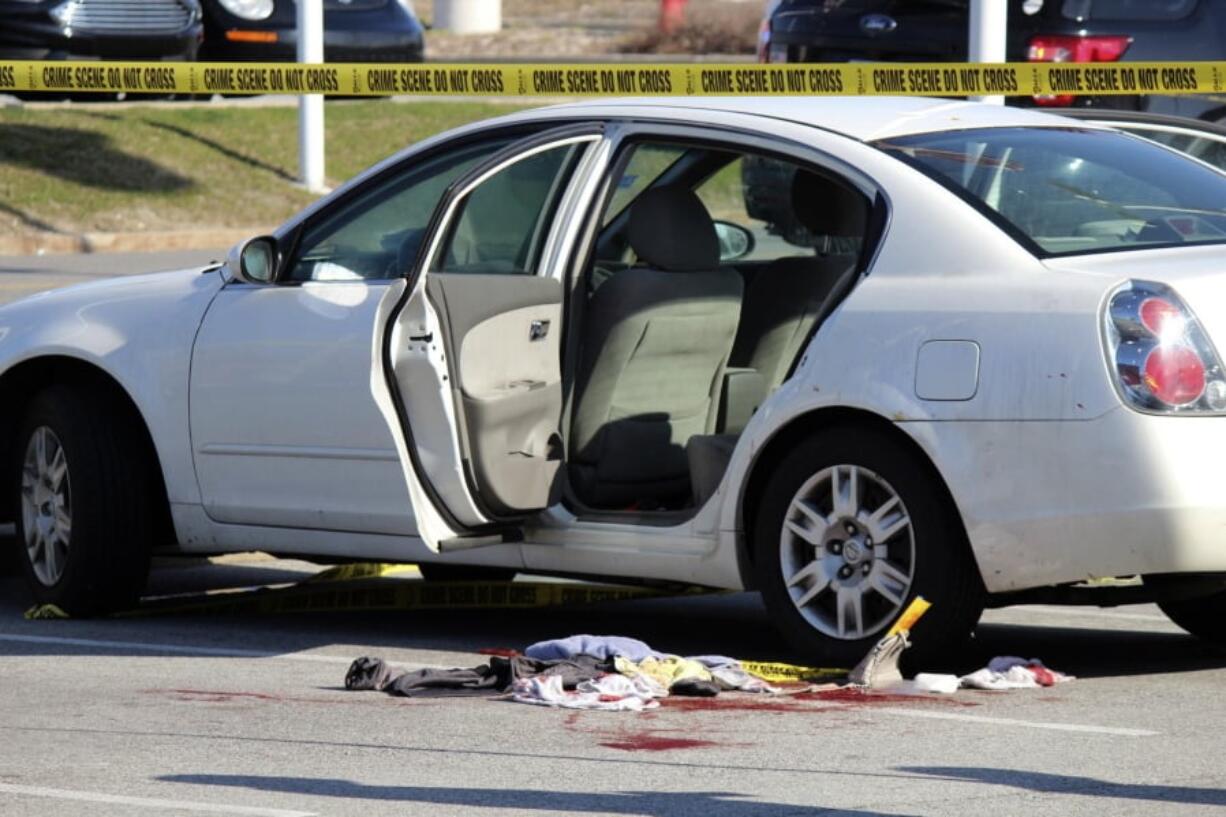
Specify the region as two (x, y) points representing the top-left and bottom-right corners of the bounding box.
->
(529, 319), (550, 341)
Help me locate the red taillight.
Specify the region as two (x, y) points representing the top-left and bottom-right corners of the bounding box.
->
(1139, 297), (1183, 337)
(1028, 34), (1131, 63)
(1028, 34), (1132, 106)
(1105, 281), (1226, 414)
(1143, 346), (1206, 407)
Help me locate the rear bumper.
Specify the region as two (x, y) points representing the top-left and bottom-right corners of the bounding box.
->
(912, 408), (1226, 594)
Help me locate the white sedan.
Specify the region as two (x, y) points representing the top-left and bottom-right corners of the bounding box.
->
(6, 97), (1226, 662)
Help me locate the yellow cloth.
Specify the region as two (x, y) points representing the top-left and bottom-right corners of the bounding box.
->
(614, 656), (712, 691)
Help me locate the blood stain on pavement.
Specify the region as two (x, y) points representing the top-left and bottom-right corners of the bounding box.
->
(598, 732), (722, 752)
(661, 689), (979, 713)
(797, 688), (980, 707)
(663, 696), (823, 713)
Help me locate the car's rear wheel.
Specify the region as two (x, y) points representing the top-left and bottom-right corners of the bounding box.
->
(13, 385), (154, 615)
(416, 563), (517, 583)
(1158, 592), (1226, 645)
(754, 428), (984, 666)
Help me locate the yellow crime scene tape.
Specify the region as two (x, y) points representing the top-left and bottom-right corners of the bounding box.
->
(738, 660), (847, 683)
(22, 562), (847, 681)
(22, 562), (719, 620)
(1, 59), (1223, 98)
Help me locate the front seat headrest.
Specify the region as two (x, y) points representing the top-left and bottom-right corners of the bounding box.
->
(628, 185), (720, 272)
(791, 171), (867, 238)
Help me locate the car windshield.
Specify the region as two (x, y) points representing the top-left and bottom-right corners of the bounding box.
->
(876, 127), (1226, 257)
(1060, 0), (1198, 21)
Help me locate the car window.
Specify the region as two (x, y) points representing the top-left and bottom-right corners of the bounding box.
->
(696, 157), (817, 262)
(1061, 0), (1197, 21)
(1117, 125), (1226, 172)
(591, 141), (866, 282)
(877, 127), (1226, 257)
(712, 156), (863, 258)
(431, 142), (586, 275)
(287, 139), (509, 282)
(602, 144), (686, 227)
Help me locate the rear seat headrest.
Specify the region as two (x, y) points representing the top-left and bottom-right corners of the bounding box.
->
(791, 171), (868, 238)
(628, 185), (720, 272)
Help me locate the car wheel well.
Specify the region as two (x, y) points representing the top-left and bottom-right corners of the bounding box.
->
(737, 407), (978, 586)
(0, 357), (173, 545)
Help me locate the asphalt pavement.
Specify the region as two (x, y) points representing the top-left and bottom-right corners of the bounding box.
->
(3, 558), (1225, 817)
(1, 252), (1225, 816)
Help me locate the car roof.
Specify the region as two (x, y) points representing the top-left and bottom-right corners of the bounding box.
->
(1049, 107), (1226, 138)
(525, 96), (1098, 142)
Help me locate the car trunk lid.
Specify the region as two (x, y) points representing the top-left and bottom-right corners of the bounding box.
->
(1046, 244), (1226, 348)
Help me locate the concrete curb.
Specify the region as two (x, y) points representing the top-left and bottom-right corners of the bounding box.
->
(0, 227), (272, 257)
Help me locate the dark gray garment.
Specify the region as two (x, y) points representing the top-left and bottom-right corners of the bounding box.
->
(344, 654), (613, 698)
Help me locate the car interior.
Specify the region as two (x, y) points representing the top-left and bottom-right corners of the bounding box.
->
(561, 140), (872, 516)
(276, 128), (873, 526)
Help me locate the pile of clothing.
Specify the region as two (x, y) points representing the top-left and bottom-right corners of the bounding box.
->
(344, 636), (1077, 710)
(345, 635), (776, 711)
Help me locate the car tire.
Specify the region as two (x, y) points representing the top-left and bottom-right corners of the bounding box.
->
(12, 385), (155, 615)
(1158, 593), (1226, 645)
(417, 563), (517, 583)
(0, 530), (17, 576)
(753, 427), (984, 666)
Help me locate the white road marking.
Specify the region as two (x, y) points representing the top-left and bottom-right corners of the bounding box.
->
(876, 707), (1158, 736)
(0, 783), (315, 816)
(0, 632), (362, 665)
(1005, 605), (1171, 623)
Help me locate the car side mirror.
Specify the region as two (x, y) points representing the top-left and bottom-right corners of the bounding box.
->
(713, 220), (756, 263)
(226, 235), (278, 284)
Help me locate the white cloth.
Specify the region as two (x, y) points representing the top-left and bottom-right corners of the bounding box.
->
(510, 674), (661, 711)
(887, 673), (962, 695)
(960, 666), (1041, 690)
(960, 656), (1074, 690)
(709, 665), (780, 694)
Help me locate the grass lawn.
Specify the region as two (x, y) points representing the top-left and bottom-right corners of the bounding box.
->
(0, 99), (532, 235)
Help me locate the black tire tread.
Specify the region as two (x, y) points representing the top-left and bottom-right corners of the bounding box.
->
(752, 426), (984, 666)
(15, 383), (155, 615)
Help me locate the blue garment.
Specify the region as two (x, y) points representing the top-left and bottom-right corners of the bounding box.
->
(523, 635), (739, 668)
(524, 635), (665, 662)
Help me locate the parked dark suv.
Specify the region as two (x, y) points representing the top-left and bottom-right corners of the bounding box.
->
(761, 0), (1226, 121)
(0, 0), (202, 61)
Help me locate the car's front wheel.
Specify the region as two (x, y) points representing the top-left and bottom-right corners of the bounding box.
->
(13, 385), (154, 615)
(754, 428), (984, 666)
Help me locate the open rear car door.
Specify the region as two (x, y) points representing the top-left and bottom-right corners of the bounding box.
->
(380, 125), (606, 551)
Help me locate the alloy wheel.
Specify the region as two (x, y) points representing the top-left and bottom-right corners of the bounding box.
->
(779, 464), (915, 640)
(20, 426), (72, 587)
